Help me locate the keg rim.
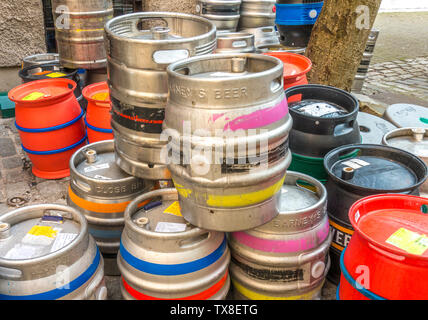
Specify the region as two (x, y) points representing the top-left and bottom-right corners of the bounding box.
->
(217, 32), (254, 41)
(0, 204), (88, 266)
(105, 12), (217, 43)
(198, 0), (242, 5)
(124, 188), (209, 239)
(323, 143), (428, 194)
(167, 52), (284, 83)
(382, 127), (428, 158)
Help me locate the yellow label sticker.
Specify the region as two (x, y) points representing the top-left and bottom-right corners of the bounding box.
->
(22, 92), (45, 101)
(91, 92), (109, 101)
(163, 201), (182, 217)
(45, 72), (66, 78)
(27, 225), (59, 239)
(386, 228), (428, 256)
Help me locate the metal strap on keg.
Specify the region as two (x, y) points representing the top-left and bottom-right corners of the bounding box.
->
(119, 236), (227, 276)
(339, 249), (387, 300)
(275, 2), (324, 26)
(84, 117), (113, 133)
(15, 109), (85, 133)
(0, 249), (100, 300)
(22, 134), (87, 155)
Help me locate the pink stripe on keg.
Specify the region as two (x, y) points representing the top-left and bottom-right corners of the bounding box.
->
(232, 220), (330, 253)
(219, 99), (288, 132)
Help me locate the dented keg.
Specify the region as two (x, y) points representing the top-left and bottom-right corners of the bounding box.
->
(164, 53), (293, 232)
(323, 144), (428, 285)
(105, 12), (217, 180)
(383, 128), (428, 195)
(0, 204), (107, 300)
(285, 84), (361, 182)
(67, 140), (153, 275)
(197, 0), (242, 32)
(118, 188), (230, 300)
(51, 0), (113, 70)
(216, 32), (256, 53)
(238, 0), (276, 29)
(229, 171), (332, 300)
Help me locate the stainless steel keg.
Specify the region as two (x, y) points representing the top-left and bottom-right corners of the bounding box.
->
(383, 128), (428, 195)
(21, 53), (60, 70)
(229, 171), (331, 300)
(238, 0), (276, 29)
(51, 0), (113, 70)
(0, 204), (106, 300)
(67, 140), (153, 259)
(118, 188), (230, 300)
(105, 12), (217, 180)
(239, 26), (280, 49)
(197, 0), (242, 32)
(164, 53), (293, 232)
(357, 112), (397, 145)
(216, 32), (256, 53)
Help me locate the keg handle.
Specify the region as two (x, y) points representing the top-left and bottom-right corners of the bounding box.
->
(178, 232), (210, 249)
(0, 266), (23, 280)
(368, 243), (406, 262)
(71, 178), (92, 193)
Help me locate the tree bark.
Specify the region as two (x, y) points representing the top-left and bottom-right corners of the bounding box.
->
(305, 0), (382, 91)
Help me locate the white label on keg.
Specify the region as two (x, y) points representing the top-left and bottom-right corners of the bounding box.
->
(155, 222), (187, 233)
(50, 233), (78, 253)
(342, 160), (362, 169)
(355, 210), (361, 223)
(5, 244), (43, 260)
(93, 174), (112, 180)
(84, 163), (110, 173)
(351, 159), (370, 167)
(299, 103), (339, 117)
(22, 226), (62, 246)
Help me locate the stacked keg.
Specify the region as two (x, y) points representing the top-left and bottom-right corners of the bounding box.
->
(196, 0), (242, 32)
(237, 0), (280, 50)
(352, 29), (379, 93)
(275, 0), (324, 48)
(105, 12), (217, 180)
(215, 32), (256, 53)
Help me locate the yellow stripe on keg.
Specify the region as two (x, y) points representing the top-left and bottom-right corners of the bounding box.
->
(329, 220), (354, 251)
(173, 175), (286, 208)
(232, 279), (324, 300)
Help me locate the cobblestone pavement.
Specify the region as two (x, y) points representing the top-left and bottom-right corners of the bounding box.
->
(362, 56), (428, 107)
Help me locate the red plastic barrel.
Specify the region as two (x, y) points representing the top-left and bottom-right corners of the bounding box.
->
(9, 78), (87, 179)
(338, 194), (428, 300)
(263, 52), (312, 103)
(83, 82), (113, 143)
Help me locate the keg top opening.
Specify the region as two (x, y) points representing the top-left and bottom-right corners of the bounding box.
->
(279, 183), (319, 212)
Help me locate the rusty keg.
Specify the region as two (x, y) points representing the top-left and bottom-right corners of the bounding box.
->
(238, 0), (276, 29)
(216, 32), (256, 53)
(228, 171), (331, 300)
(105, 12), (217, 180)
(0, 204), (106, 300)
(383, 128), (428, 196)
(67, 140), (153, 275)
(197, 0), (242, 32)
(164, 53), (293, 232)
(118, 188), (230, 300)
(323, 144), (428, 285)
(52, 0), (113, 70)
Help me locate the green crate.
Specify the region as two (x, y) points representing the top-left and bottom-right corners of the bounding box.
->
(0, 92), (15, 118)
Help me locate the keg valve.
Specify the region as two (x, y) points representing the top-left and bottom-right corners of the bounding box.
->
(151, 26), (170, 40)
(85, 149), (97, 164)
(0, 222), (10, 240)
(135, 217), (149, 228)
(411, 128), (425, 142)
(231, 58), (246, 73)
(341, 167), (355, 180)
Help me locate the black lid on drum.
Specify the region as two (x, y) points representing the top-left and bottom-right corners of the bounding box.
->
(324, 144), (428, 194)
(19, 63), (78, 83)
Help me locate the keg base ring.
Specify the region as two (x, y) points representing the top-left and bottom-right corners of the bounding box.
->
(115, 151), (171, 180)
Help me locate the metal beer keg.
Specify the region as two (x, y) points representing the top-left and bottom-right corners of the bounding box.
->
(197, 0), (242, 32)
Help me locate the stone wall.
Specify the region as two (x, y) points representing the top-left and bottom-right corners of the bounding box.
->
(0, 0), (46, 68)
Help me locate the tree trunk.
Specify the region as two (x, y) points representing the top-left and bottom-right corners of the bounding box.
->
(305, 0), (382, 91)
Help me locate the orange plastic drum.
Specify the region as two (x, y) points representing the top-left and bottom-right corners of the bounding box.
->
(83, 82), (113, 143)
(9, 78), (86, 179)
(338, 194), (428, 300)
(263, 52), (312, 102)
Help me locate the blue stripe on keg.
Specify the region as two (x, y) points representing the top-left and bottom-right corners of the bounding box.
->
(84, 117), (113, 133)
(15, 109), (84, 133)
(339, 248), (387, 300)
(0, 248), (101, 300)
(120, 236), (227, 276)
(275, 2), (324, 26)
(89, 227), (123, 239)
(22, 134), (87, 155)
